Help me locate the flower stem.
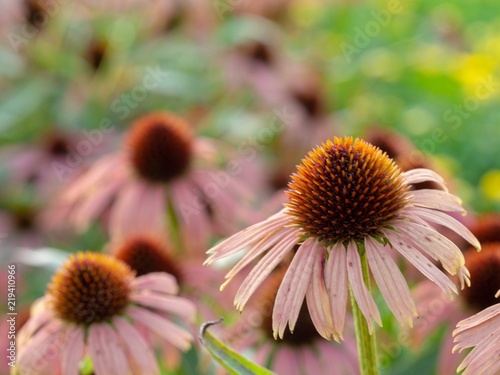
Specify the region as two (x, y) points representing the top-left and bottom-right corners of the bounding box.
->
(350, 251), (379, 375)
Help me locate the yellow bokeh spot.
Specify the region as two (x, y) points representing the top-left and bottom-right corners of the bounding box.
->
(480, 170), (500, 201)
(453, 54), (496, 97)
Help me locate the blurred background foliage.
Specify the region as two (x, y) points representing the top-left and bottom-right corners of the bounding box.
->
(0, 0), (499, 374)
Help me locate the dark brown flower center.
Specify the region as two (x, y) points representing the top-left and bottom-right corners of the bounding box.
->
(114, 236), (183, 283)
(86, 39), (108, 71)
(461, 243), (500, 312)
(286, 137), (408, 245)
(48, 252), (132, 325)
(45, 136), (70, 157)
(127, 112), (193, 183)
(471, 214), (500, 245)
(291, 86), (324, 119)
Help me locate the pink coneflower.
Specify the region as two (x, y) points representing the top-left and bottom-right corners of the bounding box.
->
(409, 242), (500, 375)
(206, 137), (479, 340)
(17, 252), (195, 375)
(3, 132), (92, 196)
(54, 112), (249, 253)
(453, 291), (500, 375)
(111, 234), (233, 315)
(225, 269), (360, 375)
(111, 234), (236, 370)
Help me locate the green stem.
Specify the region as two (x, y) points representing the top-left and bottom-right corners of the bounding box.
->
(350, 250), (379, 375)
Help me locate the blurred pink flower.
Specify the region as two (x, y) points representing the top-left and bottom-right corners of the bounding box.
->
(206, 137), (479, 340)
(2, 132), (92, 196)
(49, 112), (250, 254)
(224, 269), (360, 375)
(17, 252), (195, 375)
(110, 233), (236, 370)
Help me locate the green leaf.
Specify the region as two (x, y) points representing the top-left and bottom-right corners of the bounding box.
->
(199, 319), (276, 375)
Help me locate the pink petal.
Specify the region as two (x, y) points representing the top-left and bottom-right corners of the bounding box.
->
(18, 302), (53, 348)
(88, 323), (130, 375)
(325, 242), (349, 338)
(437, 330), (462, 375)
(73, 175), (125, 230)
(132, 272), (179, 295)
(18, 321), (65, 375)
(127, 306), (193, 351)
(364, 236), (416, 327)
(205, 210), (290, 261)
(63, 153), (124, 202)
(403, 168), (448, 192)
(394, 220), (466, 280)
(234, 230), (299, 310)
(222, 227), (297, 286)
(113, 317), (159, 375)
(410, 189), (465, 213)
(170, 179), (211, 255)
(109, 181), (166, 242)
(273, 238), (319, 339)
(306, 244), (335, 340)
(402, 206), (480, 249)
(130, 293), (196, 321)
(61, 326), (84, 375)
(346, 242), (381, 333)
(383, 229), (457, 298)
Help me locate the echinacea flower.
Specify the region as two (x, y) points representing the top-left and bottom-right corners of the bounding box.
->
(52, 112), (249, 253)
(110, 234), (235, 370)
(112, 234), (234, 316)
(453, 290), (500, 375)
(17, 252), (195, 375)
(409, 242), (500, 375)
(224, 269), (359, 375)
(206, 137), (480, 340)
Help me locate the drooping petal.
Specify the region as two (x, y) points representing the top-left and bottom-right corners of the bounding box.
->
(409, 189), (465, 213)
(273, 238), (319, 339)
(18, 299), (53, 348)
(325, 242), (349, 338)
(346, 242), (382, 333)
(224, 227), (298, 281)
(306, 244), (335, 340)
(402, 168), (448, 192)
(131, 272), (178, 295)
(88, 323), (130, 375)
(402, 206), (480, 250)
(113, 317), (159, 375)
(453, 304), (500, 350)
(205, 210), (290, 261)
(63, 153), (125, 202)
(394, 220), (468, 286)
(18, 321), (65, 375)
(364, 236), (416, 327)
(170, 178), (211, 254)
(110, 181), (166, 242)
(384, 229), (458, 298)
(61, 326), (84, 375)
(130, 293), (196, 321)
(73, 174), (126, 231)
(233, 231), (299, 310)
(127, 306), (193, 351)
